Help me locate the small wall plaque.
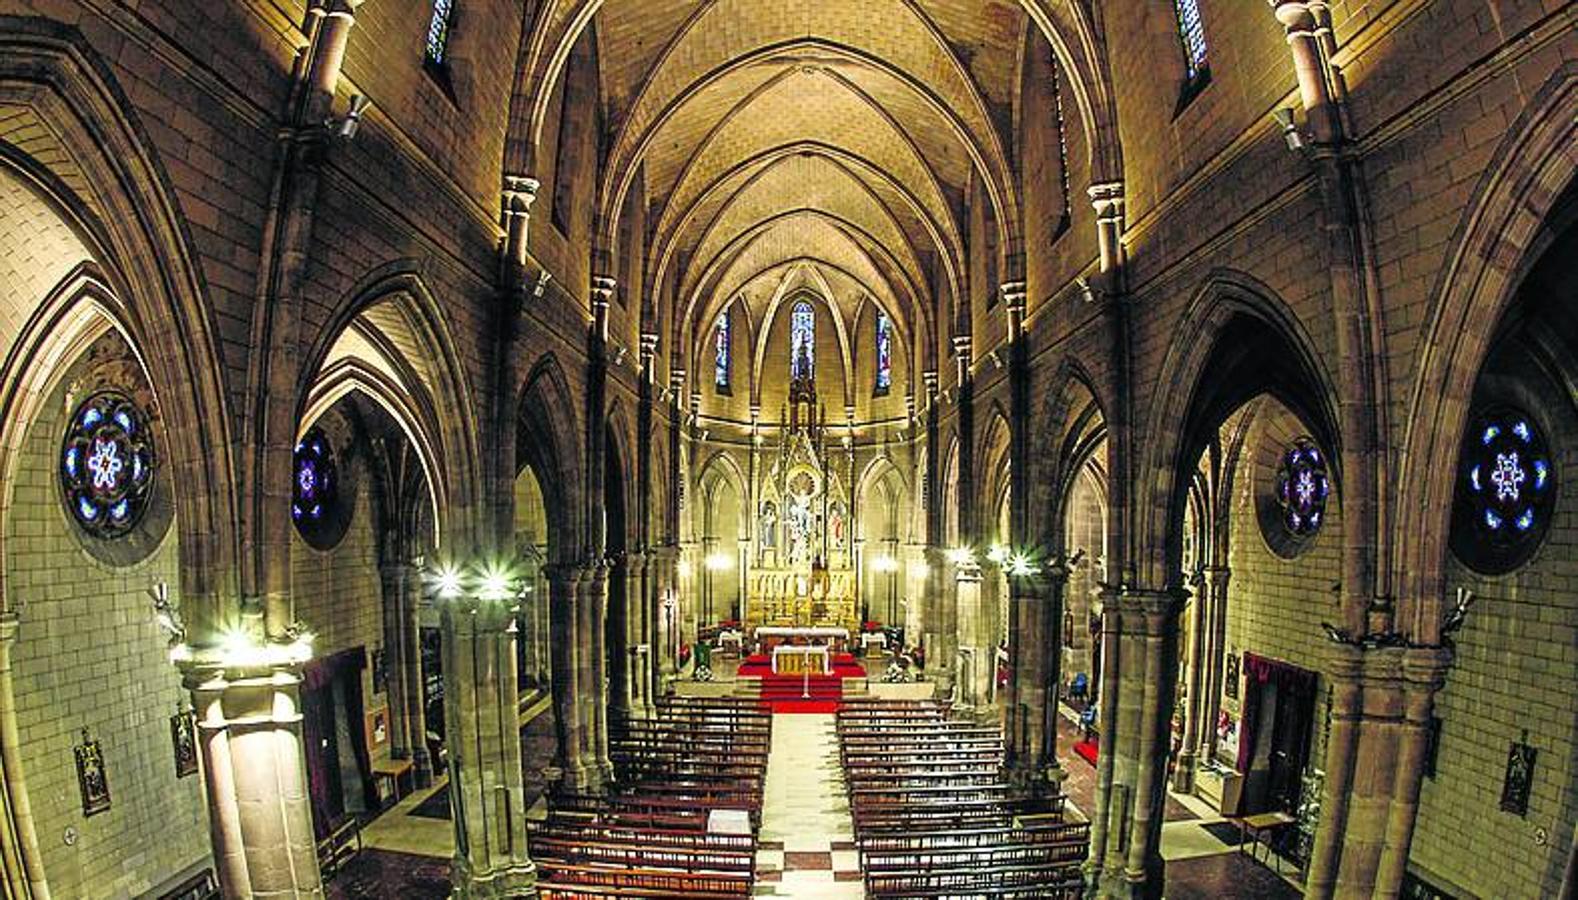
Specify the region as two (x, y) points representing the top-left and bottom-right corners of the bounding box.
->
(1224, 651), (1240, 699)
(170, 709), (198, 778)
(1500, 730), (1535, 816)
(74, 728), (111, 816)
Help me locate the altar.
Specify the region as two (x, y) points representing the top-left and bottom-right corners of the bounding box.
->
(771, 645), (830, 675)
(754, 626), (850, 653)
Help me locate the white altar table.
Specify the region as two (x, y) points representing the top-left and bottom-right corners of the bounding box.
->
(754, 626), (850, 651)
(771, 645), (831, 675)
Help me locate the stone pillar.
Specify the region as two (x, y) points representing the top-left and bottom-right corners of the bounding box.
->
(1087, 586), (1183, 900)
(1171, 579), (1207, 794)
(953, 558), (985, 712)
(1198, 567), (1230, 767)
(500, 176), (540, 277)
(1003, 562), (1068, 799)
(389, 560), (434, 787)
(441, 591), (536, 898)
(544, 564), (590, 791)
(579, 562), (613, 785)
(0, 614), (47, 897)
(1305, 645), (1452, 900)
(923, 546), (955, 697)
(380, 562), (413, 760)
(1269, 1), (1340, 143)
(184, 652), (323, 898)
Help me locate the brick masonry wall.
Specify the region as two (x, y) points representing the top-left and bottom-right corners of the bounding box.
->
(1219, 400), (1339, 770)
(290, 427), (388, 763)
(1410, 365), (1578, 898)
(8, 370), (208, 898)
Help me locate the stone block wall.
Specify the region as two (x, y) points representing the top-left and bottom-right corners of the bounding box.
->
(7, 367), (208, 898)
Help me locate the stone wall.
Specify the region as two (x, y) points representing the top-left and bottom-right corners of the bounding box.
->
(8, 362), (208, 898)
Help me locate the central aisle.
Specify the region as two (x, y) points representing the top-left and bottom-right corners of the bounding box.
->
(754, 713), (865, 897)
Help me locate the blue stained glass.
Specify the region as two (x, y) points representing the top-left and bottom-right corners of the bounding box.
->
(1482, 424), (1500, 445)
(110, 499), (130, 521)
(114, 410), (133, 433)
(1470, 465), (1481, 492)
(714, 311), (730, 390)
(77, 496), (98, 520)
(1277, 438), (1328, 538)
(1485, 509), (1503, 530)
(1515, 509), (1535, 531)
(1456, 407), (1556, 574)
(64, 447), (78, 478)
(81, 407), (102, 429)
(1514, 420), (1532, 443)
(790, 301), (815, 381)
(875, 311), (893, 393)
(426, 0), (455, 65)
(292, 428), (336, 527)
(1534, 459), (1549, 490)
(61, 392), (156, 538)
(1173, 0), (1209, 81)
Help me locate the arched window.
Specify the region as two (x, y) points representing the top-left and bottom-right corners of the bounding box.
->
(426, 0), (455, 66)
(292, 428), (338, 526)
(714, 310), (731, 393)
(60, 392), (157, 538)
(790, 301), (815, 382)
(1173, 0), (1209, 85)
(1275, 438), (1328, 537)
(1452, 408), (1555, 574)
(875, 310), (893, 395)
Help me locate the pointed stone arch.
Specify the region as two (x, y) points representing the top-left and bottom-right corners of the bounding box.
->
(518, 354), (587, 564)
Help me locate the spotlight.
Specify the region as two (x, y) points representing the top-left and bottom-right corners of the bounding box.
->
(1273, 108), (1306, 152)
(327, 94), (371, 139)
(430, 563), (465, 601)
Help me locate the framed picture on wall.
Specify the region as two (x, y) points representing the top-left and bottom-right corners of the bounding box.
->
(170, 709), (198, 778)
(1224, 652), (1240, 700)
(74, 728), (111, 817)
(1500, 731), (1536, 816)
(367, 707), (389, 752)
(372, 647), (388, 696)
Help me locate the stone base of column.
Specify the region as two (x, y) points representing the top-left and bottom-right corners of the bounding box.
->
(1170, 750), (1197, 795)
(1005, 758), (1069, 800)
(412, 747), (435, 789)
(1086, 862), (1162, 900)
(450, 859), (536, 899)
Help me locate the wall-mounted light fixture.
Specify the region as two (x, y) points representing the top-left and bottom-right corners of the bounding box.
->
(1273, 108), (1307, 152)
(326, 95), (371, 140)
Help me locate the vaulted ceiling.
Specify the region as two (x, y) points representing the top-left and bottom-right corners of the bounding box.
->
(516, 0), (1114, 392)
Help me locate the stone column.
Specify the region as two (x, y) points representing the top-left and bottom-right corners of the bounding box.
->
(1003, 562), (1069, 799)
(1123, 589), (1183, 898)
(579, 562), (613, 786)
(0, 614), (47, 897)
(923, 546), (955, 697)
(1084, 588), (1124, 888)
(544, 564), (590, 791)
(1172, 579), (1207, 794)
(953, 558), (984, 712)
(393, 560), (434, 787)
(1198, 567), (1229, 767)
(440, 591), (536, 898)
(1305, 645), (1452, 899)
(380, 562), (413, 761)
(184, 651), (322, 898)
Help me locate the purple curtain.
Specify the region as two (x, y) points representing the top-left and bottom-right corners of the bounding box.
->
(1236, 652), (1317, 773)
(300, 665), (334, 839)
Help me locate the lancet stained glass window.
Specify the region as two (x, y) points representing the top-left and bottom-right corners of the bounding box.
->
(61, 392), (156, 538)
(714, 310), (731, 391)
(1452, 407), (1555, 574)
(790, 301), (814, 382)
(1173, 0), (1209, 83)
(875, 310), (893, 394)
(1275, 438), (1328, 537)
(426, 0), (455, 66)
(292, 428), (338, 526)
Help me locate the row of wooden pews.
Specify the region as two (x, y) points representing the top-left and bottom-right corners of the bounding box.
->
(839, 698), (1090, 898)
(530, 696), (769, 899)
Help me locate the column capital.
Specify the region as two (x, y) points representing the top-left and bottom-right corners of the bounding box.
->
(315, 0), (365, 20)
(921, 370), (939, 396)
(502, 175), (540, 217)
(0, 610), (18, 645)
(639, 331), (660, 356)
(1088, 181), (1125, 220)
(1268, 0), (1319, 33)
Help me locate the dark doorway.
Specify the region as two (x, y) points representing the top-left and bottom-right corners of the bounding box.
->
(1236, 653), (1316, 815)
(303, 648), (375, 837)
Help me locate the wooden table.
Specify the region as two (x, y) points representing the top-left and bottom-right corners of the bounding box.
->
(372, 757), (415, 807)
(1238, 810), (1296, 872)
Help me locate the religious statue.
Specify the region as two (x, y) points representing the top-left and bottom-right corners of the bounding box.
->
(829, 502), (847, 550)
(760, 501), (777, 549)
(787, 494), (813, 565)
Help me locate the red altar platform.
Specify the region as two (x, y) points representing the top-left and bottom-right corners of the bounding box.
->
(737, 653), (866, 713)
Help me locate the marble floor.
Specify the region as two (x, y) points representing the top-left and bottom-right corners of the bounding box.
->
(754, 712), (865, 898)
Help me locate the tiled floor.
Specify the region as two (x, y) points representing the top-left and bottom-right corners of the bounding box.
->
(754, 713), (865, 897)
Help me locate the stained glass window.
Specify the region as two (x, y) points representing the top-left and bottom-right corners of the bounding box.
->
(60, 392), (156, 538)
(714, 310), (731, 392)
(426, 0), (455, 66)
(292, 428), (338, 526)
(1452, 408), (1554, 574)
(875, 311), (893, 395)
(790, 301), (814, 382)
(1173, 0), (1209, 83)
(1275, 438), (1329, 537)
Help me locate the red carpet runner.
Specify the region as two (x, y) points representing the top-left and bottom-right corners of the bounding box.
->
(737, 653), (866, 713)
